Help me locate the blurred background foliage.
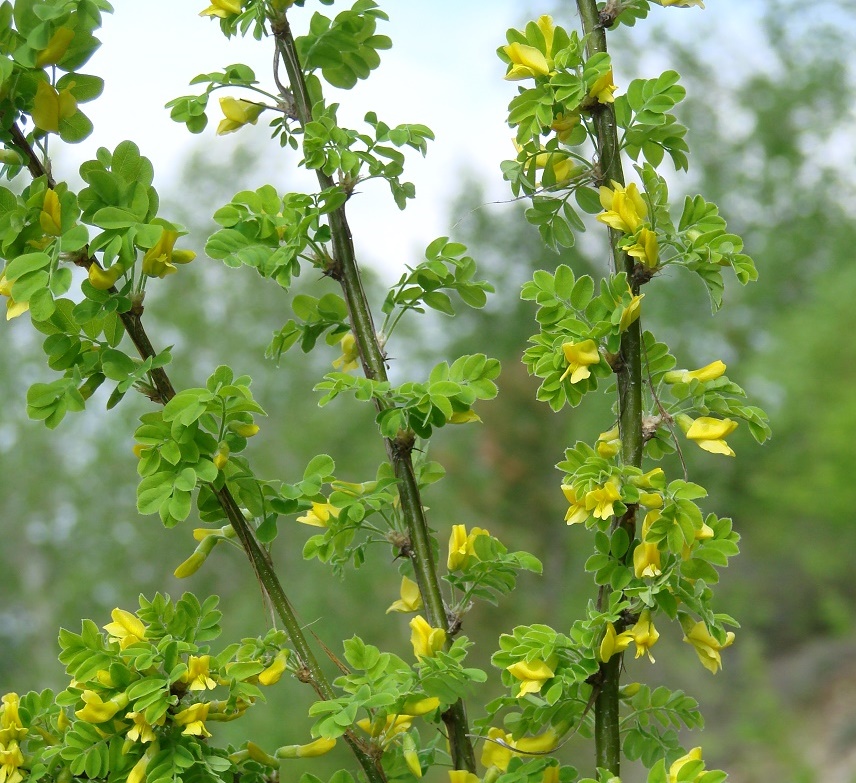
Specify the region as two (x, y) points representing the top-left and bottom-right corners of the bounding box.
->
(2, 2), (856, 782)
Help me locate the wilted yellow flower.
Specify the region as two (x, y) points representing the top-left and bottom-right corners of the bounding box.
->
(683, 622), (734, 674)
(619, 293), (644, 332)
(40, 189), (62, 236)
(409, 616), (446, 660)
(0, 740), (25, 783)
(296, 502), (340, 528)
(679, 415), (739, 457)
(588, 70), (617, 104)
(31, 80), (77, 133)
(174, 703), (212, 737)
(142, 228), (196, 278)
(560, 339), (600, 383)
(597, 181), (648, 234)
(75, 690), (127, 724)
(0, 272), (29, 321)
(386, 576), (423, 614)
(506, 658), (555, 698)
(627, 227), (659, 268)
(585, 476), (621, 520)
(184, 656), (217, 691)
(200, 0), (241, 18)
(217, 97), (264, 135)
(628, 610), (659, 662)
(502, 43), (550, 80)
(332, 332), (360, 372)
(36, 27), (75, 68)
(259, 650), (290, 686)
(599, 622), (633, 662)
(668, 747), (704, 783)
(104, 608), (147, 648)
(561, 484), (588, 525)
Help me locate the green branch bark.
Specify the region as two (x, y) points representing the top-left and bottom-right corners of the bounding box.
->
(271, 13), (476, 773)
(575, 2), (644, 776)
(7, 124), (387, 783)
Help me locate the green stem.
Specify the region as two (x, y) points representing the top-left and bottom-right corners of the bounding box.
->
(576, 2), (644, 777)
(272, 14), (476, 772)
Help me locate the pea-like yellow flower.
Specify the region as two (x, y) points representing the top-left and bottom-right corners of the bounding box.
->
(668, 747), (704, 783)
(559, 339), (600, 383)
(88, 263), (121, 291)
(229, 422), (260, 437)
(628, 610), (659, 662)
(174, 703), (212, 737)
(409, 616), (446, 660)
(515, 728), (559, 754)
(502, 43), (550, 80)
(588, 70), (617, 104)
(678, 415), (739, 457)
(296, 501), (340, 528)
(0, 272), (29, 321)
(200, 0), (241, 18)
(125, 711), (163, 744)
(184, 656), (217, 691)
(386, 576), (423, 614)
(276, 737), (337, 758)
(597, 181), (648, 234)
(551, 111), (579, 143)
(449, 772), (481, 783)
(36, 27), (75, 68)
(506, 658), (555, 698)
(142, 228), (196, 278)
(599, 622), (633, 662)
(40, 189), (62, 236)
(585, 476), (621, 520)
(619, 293), (644, 333)
(0, 695), (25, 744)
(561, 484), (588, 525)
(75, 690), (127, 724)
(633, 541), (662, 579)
(446, 524), (490, 570)
(629, 467), (665, 490)
(0, 740), (25, 783)
(481, 727), (514, 772)
(541, 765), (560, 783)
(627, 227), (659, 268)
(104, 608), (147, 648)
(332, 332), (360, 372)
(400, 696), (440, 717)
(639, 492), (663, 509)
(31, 80), (77, 133)
(596, 426), (621, 458)
(217, 97), (264, 135)
(259, 650), (290, 686)
(664, 360), (726, 384)
(682, 622), (734, 674)
(356, 714), (412, 746)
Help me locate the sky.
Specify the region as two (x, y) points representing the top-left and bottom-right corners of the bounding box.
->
(53, 1), (757, 280)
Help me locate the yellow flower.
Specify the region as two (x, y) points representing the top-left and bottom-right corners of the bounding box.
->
(561, 484), (588, 525)
(36, 27), (75, 67)
(409, 616), (446, 660)
(259, 650), (290, 686)
(88, 263), (121, 290)
(506, 658), (555, 698)
(184, 656), (217, 691)
(664, 360), (726, 384)
(481, 727), (514, 772)
(174, 703), (212, 738)
(668, 747), (704, 783)
(104, 608), (147, 648)
(386, 576), (423, 614)
(599, 622), (633, 662)
(356, 714), (412, 745)
(217, 97), (264, 135)
(0, 740), (25, 783)
(681, 520), (715, 560)
(127, 745), (158, 783)
(682, 622), (734, 674)
(536, 15), (555, 55)
(142, 228), (196, 278)
(400, 696), (440, 717)
(229, 422), (260, 437)
(633, 541), (662, 578)
(296, 501), (339, 528)
(628, 610), (659, 662)
(629, 467), (665, 490)
(277, 737), (337, 758)
(542, 765), (559, 783)
(597, 181), (648, 234)
(75, 690), (127, 724)
(40, 189), (62, 236)
(559, 339), (599, 383)
(446, 525), (489, 570)
(502, 42), (550, 81)
(125, 711), (163, 744)
(585, 476), (621, 520)
(627, 227), (659, 268)
(515, 729), (559, 754)
(588, 70), (617, 104)
(596, 426), (621, 458)
(200, 0), (241, 18)
(0, 695), (25, 745)
(31, 80), (77, 133)
(679, 415), (739, 457)
(449, 773), (481, 783)
(550, 111), (579, 143)
(619, 293), (644, 332)
(639, 492), (663, 509)
(0, 272), (29, 320)
(332, 332), (360, 372)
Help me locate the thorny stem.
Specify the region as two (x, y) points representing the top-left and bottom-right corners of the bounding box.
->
(575, 1), (644, 777)
(5, 120), (385, 783)
(271, 12), (477, 773)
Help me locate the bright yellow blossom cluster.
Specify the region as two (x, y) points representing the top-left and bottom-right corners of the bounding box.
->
(597, 181), (660, 269)
(599, 610), (660, 663)
(561, 476), (621, 525)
